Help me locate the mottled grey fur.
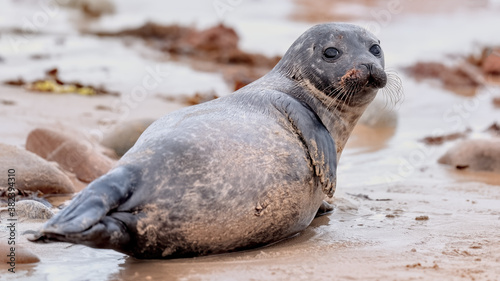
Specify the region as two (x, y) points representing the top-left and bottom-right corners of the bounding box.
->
(31, 23), (387, 259)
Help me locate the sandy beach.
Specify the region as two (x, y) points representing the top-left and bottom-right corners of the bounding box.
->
(1, 0), (500, 280)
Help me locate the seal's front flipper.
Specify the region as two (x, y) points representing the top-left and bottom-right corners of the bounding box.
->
(315, 200), (334, 217)
(273, 96), (337, 197)
(29, 166), (139, 246)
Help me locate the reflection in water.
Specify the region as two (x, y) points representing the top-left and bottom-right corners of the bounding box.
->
(110, 215), (338, 281)
(32, 247), (125, 281)
(347, 125), (396, 153)
(444, 167), (500, 186)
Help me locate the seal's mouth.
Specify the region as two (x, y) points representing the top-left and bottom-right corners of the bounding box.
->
(340, 69), (363, 88)
(335, 68), (366, 97)
(325, 67), (388, 105)
(325, 67), (402, 109)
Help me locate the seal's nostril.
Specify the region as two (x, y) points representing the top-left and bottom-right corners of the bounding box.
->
(361, 63), (374, 73)
(360, 63), (387, 89)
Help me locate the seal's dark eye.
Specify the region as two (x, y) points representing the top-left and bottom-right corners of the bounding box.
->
(370, 45), (382, 57)
(323, 47), (341, 60)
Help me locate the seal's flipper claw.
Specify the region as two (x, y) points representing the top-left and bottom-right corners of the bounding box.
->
(315, 200), (334, 217)
(30, 214), (132, 251)
(31, 166), (138, 243)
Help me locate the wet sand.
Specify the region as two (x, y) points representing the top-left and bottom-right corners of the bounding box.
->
(1, 0), (500, 280)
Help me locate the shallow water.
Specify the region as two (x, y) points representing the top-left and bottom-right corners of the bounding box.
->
(1, 0), (500, 280)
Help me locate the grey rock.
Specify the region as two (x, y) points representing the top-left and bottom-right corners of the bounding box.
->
(101, 119), (155, 157)
(438, 139), (500, 173)
(0, 143), (75, 194)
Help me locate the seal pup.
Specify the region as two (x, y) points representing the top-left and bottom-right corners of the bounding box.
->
(31, 23), (388, 259)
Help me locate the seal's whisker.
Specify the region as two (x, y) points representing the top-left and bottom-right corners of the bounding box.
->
(339, 89), (350, 112)
(347, 84), (359, 107)
(334, 87), (349, 112)
(329, 89), (342, 111)
(379, 71), (404, 109)
(388, 72), (403, 99)
(331, 89), (344, 111)
(340, 90), (350, 113)
(324, 83), (339, 97)
(327, 87), (344, 110)
(341, 86), (355, 113)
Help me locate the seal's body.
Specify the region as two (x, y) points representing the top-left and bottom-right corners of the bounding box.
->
(32, 23), (388, 259)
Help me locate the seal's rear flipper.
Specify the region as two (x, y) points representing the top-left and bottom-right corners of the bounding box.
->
(29, 166), (139, 249)
(31, 213), (133, 251)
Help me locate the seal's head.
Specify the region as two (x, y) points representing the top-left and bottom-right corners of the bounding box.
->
(275, 23), (387, 108)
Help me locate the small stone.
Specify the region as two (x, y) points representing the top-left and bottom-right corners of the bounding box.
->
(493, 97), (500, 108)
(438, 139), (500, 173)
(26, 128), (115, 183)
(60, 0), (115, 17)
(0, 143), (74, 194)
(485, 122), (500, 136)
(415, 215), (429, 221)
(470, 243), (482, 249)
(0, 243), (40, 264)
(101, 119), (155, 157)
(15, 200), (54, 220)
(482, 49), (500, 75)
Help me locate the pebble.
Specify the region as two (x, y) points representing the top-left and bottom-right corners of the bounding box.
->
(0, 143), (74, 194)
(101, 119), (155, 157)
(482, 48), (500, 75)
(26, 128), (115, 183)
(14, 200), (54, 220)
(60, 0), (115, 17)
(0, 243), (40, 264)
(438, 139), (500, 173)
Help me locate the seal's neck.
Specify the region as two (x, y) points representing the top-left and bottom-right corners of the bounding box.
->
(261, 72), (377, 160)
(300, 84), (375, 160)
